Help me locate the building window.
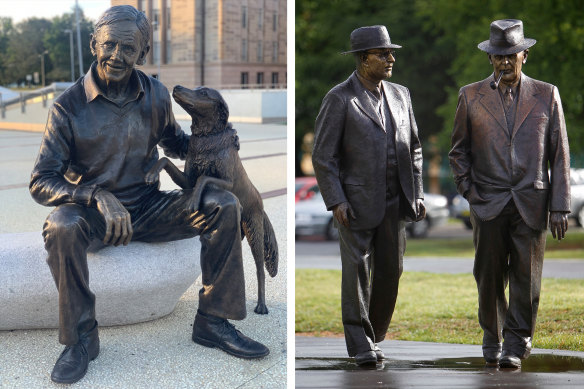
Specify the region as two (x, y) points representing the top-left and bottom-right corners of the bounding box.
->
(257, 41), (263, 62)
(242, 39), (248, 62)
(259, 7), (263, 29)
(257, 72), (264, 88)
(242, 6), (247, 28)
(241, 72), (249, 89)
(273, 13), (277, 31)
(153, 9), (160, 30)
(272, 41), (277, 63)
(140, 0), (146, 11)
(271, 72), (278, 88)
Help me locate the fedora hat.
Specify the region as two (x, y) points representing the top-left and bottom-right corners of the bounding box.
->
(478, 19), (536, 55)
(342, 25), (401, 54)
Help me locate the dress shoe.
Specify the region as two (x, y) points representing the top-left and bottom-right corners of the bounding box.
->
(482, 343), (502, 366)
(373, 344), (385, 361)
(354, 350), (377, 366)
(499, 350), (522, 369)
(192, 310), (269, 359)
(51, 322), (100, 384)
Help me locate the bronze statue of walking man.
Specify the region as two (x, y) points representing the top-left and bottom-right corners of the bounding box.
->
(449, 19), (571, 368)
(30, 5), (268, 384)
(312, 25), (425, 366)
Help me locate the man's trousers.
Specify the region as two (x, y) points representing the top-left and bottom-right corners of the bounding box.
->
(471, 199), (546, 358)
(336, 194), (406, 357)
(42, 187), (246, 346)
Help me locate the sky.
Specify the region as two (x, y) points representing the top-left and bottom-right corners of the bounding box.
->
(0, 0), (111, 23)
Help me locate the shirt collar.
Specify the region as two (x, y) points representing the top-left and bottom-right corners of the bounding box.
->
(84, 62), (144, 104)
(497, 73), (521, 96)
(356, 71), (382, 94)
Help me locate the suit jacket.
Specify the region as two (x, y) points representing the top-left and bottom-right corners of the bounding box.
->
(312, 71), (423, 230)
(449, 73), (570, 231)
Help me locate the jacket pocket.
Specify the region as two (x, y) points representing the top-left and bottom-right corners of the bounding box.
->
(342, 177), (365, 186)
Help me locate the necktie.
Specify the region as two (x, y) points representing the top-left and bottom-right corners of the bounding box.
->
(504, 87), (514, 111)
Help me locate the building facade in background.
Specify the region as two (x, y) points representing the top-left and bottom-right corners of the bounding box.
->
(110, 0), (287, 90)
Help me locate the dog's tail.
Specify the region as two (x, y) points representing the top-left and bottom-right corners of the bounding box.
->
(262, 211), (278, 277)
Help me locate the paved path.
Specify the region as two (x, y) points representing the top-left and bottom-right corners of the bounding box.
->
(0, 121), (288, 388)
(296, 336), (584, 388)
(296, 252), (584, 279)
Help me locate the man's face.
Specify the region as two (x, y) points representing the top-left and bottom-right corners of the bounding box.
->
(489, 50), (528, 87)
(362, 49), (396, 82)
(91, 20), (146, 85)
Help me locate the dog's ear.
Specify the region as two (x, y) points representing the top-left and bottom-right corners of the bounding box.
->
(218, 103), (229, 129)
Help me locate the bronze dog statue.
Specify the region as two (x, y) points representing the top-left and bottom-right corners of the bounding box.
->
(145, 85), (278, 314)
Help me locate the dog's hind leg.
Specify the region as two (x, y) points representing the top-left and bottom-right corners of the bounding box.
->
(242, 215), (268, 314)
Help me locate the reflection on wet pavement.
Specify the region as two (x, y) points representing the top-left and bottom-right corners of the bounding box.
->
(297, 354), (584, 373)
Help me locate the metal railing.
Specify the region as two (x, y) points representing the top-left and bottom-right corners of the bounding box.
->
(0, 82), (72, 119)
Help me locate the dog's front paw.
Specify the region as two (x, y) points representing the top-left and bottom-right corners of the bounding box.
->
(254, 302), (269, 315)
(144, 171), (159, 185)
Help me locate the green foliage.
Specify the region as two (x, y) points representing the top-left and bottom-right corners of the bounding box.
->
(0, 7), (94, 86)
(296, 269), (584, 351)
(296, 0), (584, 175)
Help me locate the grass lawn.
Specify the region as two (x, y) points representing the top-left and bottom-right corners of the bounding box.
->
(405, 230), (584, 258)
(296, 269), (584, 351)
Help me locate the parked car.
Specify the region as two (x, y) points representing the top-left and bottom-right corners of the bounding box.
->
(295, 176), (319, 203)
(295, 188), (449, 240)
(450, 168), (584, 228)
(569, 168), (584, 226)
(451, 194), (472, 229)
(408, 193), (449, 238)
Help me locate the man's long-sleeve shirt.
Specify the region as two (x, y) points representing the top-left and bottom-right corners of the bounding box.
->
(30, 63), (189, 208)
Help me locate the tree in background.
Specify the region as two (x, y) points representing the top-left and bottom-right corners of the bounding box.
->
(296, 0), (584, 184)
(0, 6), (94, 87)
(43, 10), (94, 83)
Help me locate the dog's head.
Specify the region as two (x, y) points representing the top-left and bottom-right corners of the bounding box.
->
(172, 85), (229, 136)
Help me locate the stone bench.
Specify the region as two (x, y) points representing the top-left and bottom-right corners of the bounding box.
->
(0, 232), (201, 330)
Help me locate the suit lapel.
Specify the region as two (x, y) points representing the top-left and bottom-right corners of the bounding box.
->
(512, 74), (538, 139)
(478, 75), (508, 135)
(381, 81), (405, 131)
(350, 72), (384, 131)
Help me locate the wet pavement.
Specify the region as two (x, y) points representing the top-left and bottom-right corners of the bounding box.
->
(296, 336), (584, 388)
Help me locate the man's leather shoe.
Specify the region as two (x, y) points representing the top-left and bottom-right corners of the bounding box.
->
(50, 321), (100, 384)
(354, 350), (377, 366)
(499, 350), (522, 369)
(192, 310), (269, 359)
(483, 343), (502, 366)
(373, 344), (385, 361)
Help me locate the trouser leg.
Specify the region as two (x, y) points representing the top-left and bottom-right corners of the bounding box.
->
(43, 204), (104, 346)
(504, 207), (546, 357)
(131, 187), (246, 320)
(471, 204), (511, 350)
(369, 195), (405, 342)
(337, 222), (375, 357)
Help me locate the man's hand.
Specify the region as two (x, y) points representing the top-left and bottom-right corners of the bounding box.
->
(415, 199), (426, 222)
(94, 190), (133, 246)
(550, 211), (568, 241)
(332, 202), (355, 228)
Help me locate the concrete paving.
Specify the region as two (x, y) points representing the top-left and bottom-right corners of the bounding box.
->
(0, 119), (287, 388)
(296, 336), (584, 388)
